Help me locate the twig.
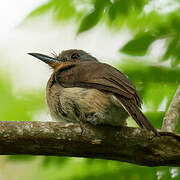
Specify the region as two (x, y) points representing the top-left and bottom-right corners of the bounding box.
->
(162, 85), (180, 132)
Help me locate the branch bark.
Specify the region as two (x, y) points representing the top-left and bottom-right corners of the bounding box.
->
(0, 121), (180, 167)
(162, 85), (180, 132)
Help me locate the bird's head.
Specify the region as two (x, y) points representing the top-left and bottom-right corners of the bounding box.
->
(28, 49), (98, 69)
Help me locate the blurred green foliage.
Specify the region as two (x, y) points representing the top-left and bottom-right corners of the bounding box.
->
(4, 0), (180, 179)
(0, 71), (45, 121)
(117, 60), (180, 131)
(36, 158), (169, 180)
(28, 0), (180, 66)
(6, 157), (180, 180)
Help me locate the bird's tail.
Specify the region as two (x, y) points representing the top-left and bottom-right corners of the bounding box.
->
(118, 96), (159, 136)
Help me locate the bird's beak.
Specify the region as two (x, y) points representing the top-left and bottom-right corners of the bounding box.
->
(28, 53), (60, 64)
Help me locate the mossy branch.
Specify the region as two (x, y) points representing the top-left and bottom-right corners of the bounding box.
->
(0, 121), (180, 167)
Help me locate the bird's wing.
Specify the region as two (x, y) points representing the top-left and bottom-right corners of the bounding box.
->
(54, 61), (158, 135)
(55, 61), (142, 107)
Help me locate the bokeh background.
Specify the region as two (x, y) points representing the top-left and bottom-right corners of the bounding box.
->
(1, 0), (180, 179)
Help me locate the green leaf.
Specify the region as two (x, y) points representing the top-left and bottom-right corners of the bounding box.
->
(77, 0), (110, 34)
(108, 0), (129, 20)
(27, 1), (53, 18)
(108, 0), (148, 21)
(77, 10), (101, 34)
(53, 0), (76, 20)
(27, 0), (76, 21)
(120, 33), (156, 56)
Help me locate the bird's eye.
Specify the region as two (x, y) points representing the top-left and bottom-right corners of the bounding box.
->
(70, 53), (80, 59)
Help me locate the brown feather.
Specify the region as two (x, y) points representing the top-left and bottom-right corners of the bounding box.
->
(55, 61), (139, 99)
(53, 61), (158, 135)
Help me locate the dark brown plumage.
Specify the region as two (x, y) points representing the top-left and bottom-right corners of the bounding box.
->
(29, 49), (158, 135)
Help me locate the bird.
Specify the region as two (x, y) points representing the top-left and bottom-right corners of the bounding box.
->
(28, 49), (158, 135)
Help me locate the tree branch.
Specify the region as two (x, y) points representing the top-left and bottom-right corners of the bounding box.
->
(162, 85), (180, 132)
(0, 121), (180, 166)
